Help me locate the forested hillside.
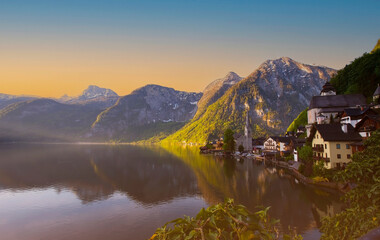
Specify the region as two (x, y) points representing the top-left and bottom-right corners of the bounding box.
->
(330, 43), (380, 100)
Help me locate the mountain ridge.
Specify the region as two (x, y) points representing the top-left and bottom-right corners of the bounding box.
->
(163, 57), (336, 144)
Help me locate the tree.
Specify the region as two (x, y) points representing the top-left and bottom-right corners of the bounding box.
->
(223, 128), (235, 153)
(321, 130), (380, 239)
(297, 144), (313, 176)
(298, 145), (312, 162)
(238, 144), (244, 153)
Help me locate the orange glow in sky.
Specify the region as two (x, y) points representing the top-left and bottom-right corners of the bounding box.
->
(1, 1), (378, 97)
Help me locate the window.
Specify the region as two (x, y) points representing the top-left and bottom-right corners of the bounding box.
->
(325, 144), (327, 149)
(347, 154), (351, 159)
(336, 144), (341, 149)
(337, 154), (341, 159)
(346, 144), (350, 149)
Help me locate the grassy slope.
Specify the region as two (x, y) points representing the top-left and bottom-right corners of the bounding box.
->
(286, 108), (308, 132)
(162, 80), (279, 144)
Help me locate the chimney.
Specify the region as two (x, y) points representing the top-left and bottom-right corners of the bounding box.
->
(341, 124), (348, 133)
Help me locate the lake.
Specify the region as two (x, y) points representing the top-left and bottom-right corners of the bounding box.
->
(0, 143), (343, 240)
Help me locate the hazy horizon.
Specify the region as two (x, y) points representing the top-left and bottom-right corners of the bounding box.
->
(1, 0), (379, 97)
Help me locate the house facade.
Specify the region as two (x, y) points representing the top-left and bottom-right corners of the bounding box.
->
(355, 115), (380, 139)
(309, 124), (362, 169)
(306, 82), (366, 136)
(263, 137), (277, 153)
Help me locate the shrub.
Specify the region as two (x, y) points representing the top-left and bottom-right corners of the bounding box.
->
(320, 130), (380, 239)
(151, 199), (302, 240)
(312, 176), (329, 183)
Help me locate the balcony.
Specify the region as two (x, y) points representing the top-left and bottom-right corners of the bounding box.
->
(312, 146), (324, 152)
(313, 156), (330, 162)
(265, 143), (276, 146)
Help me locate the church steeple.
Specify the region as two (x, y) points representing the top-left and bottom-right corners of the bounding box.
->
(320, 81), (336, 96)
(243, 112), (252, 151)
(244, 112), (250, 137)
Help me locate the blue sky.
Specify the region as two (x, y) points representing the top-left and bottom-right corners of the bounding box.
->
(0, 0), (379, 96)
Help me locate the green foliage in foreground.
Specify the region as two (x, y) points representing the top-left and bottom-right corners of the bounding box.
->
(286, 108), (308, 133)
(150, 199), (302, 240)
(320, 130), (380, 240)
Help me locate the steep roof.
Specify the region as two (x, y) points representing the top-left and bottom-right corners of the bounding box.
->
(309, 123), (362, 142)
(309, 94), (366, 109)
(320, 81), (336, 93)
(355, 115), (380, 130)
(374, 84), (380, 96)
(344, 107), (367, 116)
(270, 136), (295, 144)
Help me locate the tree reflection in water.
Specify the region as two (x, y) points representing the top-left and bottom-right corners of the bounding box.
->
(0, 143), (343, 237)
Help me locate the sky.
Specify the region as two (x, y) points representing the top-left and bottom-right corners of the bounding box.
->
(0, 0), (379, 97)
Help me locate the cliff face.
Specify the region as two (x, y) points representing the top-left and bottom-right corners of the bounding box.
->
(90, 84), (202, 141)
(164, 57), (336, 144)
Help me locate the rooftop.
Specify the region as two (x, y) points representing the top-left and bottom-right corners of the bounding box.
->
(309, 94), (366, 109)
(320, 81), (336, 93)
(309, 123), (362, 142)
(374, 84), (380, 96)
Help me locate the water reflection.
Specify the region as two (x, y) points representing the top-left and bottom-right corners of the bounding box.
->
(0, 144), (343, 240)
(0, 144), (199, 205)
(160, 145), (343, 234)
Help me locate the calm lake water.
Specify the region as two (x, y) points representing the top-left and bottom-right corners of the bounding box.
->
(0, 144), (343, 240)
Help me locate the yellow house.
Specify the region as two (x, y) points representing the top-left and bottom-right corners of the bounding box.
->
(309, 123), (362, 169)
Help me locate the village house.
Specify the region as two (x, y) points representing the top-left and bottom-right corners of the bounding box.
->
(263, 137), (277, 153)
(263, 136), (295, 157)
(354, 115), (380, 139)
(296, 125), (306, 137)
(340, 107), (376, 128)
(306, 82), (366, 136)
(309, 123), (362, 169)
(252, 137), (265, 154)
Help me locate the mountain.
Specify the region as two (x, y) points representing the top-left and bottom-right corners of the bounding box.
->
(0, 98), (104, 142)
(194, 72), (242, 119)
(58, 85), (119, 109)
(0, 93), (36, 110)
(164, 57), (336, 144)
(90, 84), (202, 142)
(331, 44), (380, 99)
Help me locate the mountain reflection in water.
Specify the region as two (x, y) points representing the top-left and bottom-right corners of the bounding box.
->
(0, 144), (343, 240)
